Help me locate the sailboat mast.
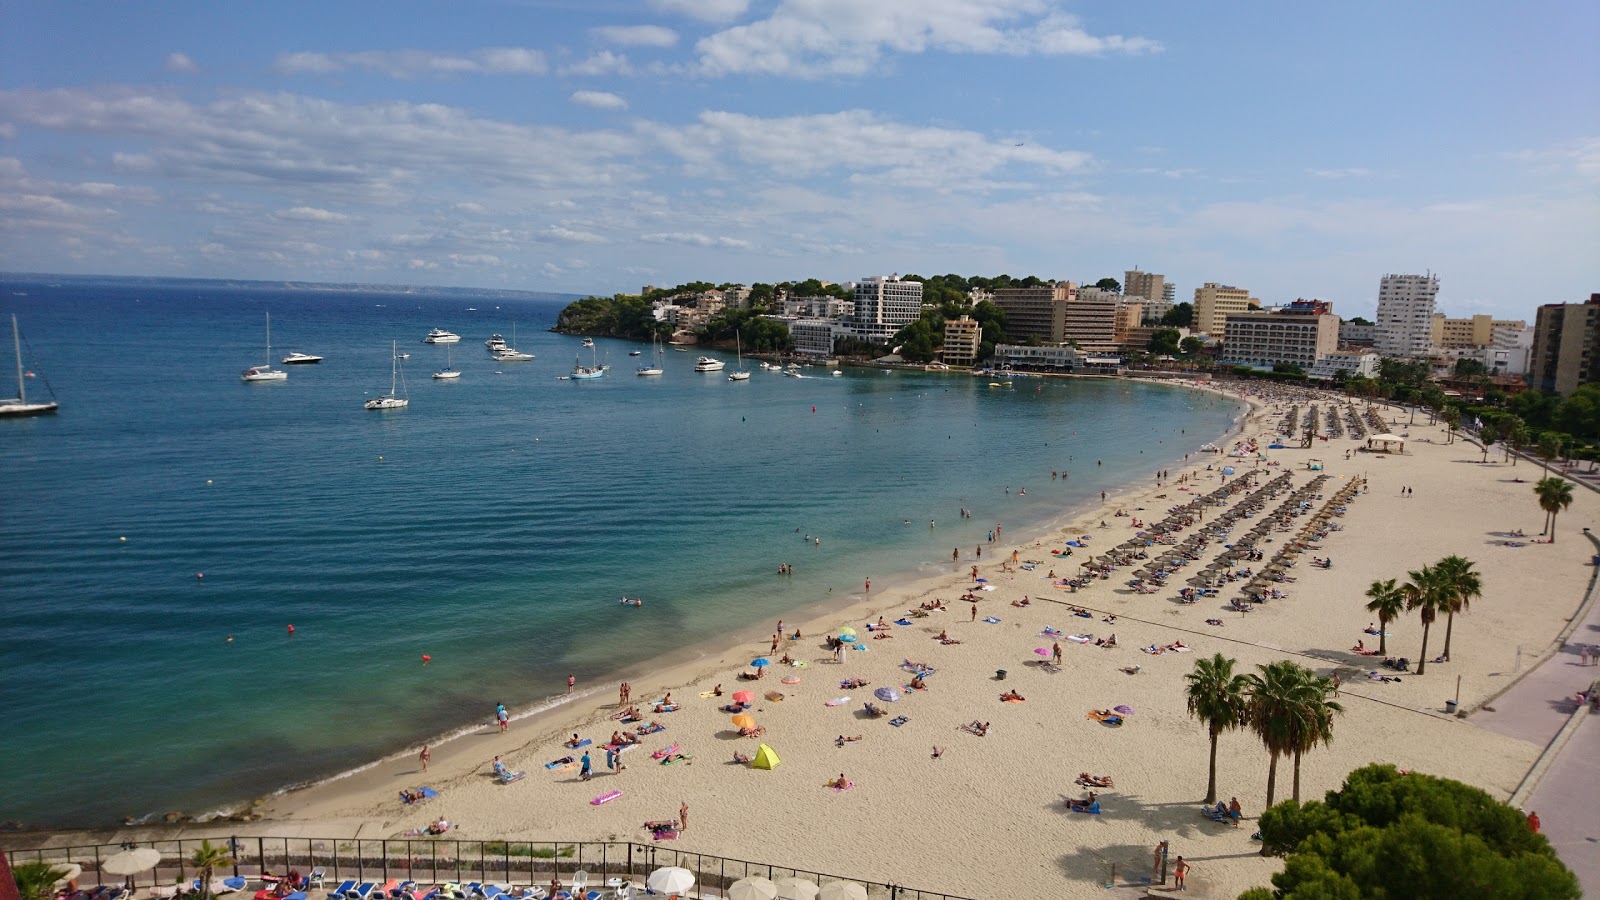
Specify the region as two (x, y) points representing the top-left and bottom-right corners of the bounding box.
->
(391, 341), (399, 393)
(12, 315), (25, 404)
(265, 312), (272, 363)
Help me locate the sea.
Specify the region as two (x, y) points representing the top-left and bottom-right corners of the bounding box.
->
(0, 275), (1242, 827)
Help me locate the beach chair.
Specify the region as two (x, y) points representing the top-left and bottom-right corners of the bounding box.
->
(478, 886), (505, 900)
(378, 880), (402, 898)
(308, 871), (326, 891)
(347, 884), (376, 900)
(330, 881), (357, 899)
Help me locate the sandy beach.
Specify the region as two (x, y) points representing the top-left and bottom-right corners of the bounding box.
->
(18, 381), (1597, 898)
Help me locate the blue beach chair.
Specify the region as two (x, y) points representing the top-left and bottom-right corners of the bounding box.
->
(347, 884), (376, 900)
(330, 881), (356, 899)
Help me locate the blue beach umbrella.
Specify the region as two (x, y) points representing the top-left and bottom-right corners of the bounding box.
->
(1222, 466), (1236, 476)
(751, 658), (771, 668)
(874, 687), (901, 702)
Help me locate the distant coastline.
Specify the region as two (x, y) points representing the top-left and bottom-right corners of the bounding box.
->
(0, 271), (588, 304)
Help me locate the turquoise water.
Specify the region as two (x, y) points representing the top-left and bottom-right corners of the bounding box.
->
(0, 277), (1241, 826)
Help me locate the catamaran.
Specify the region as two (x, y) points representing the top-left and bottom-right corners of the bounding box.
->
(241, 312), (288, 382)
(0, 314), (58, 417)
(365, 342), (410, 409)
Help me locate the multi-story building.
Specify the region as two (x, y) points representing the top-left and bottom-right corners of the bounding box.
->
(1222, 299), (1340, 370)
(1063, 295), (1121, 347)
(1431, 313), (1528, 349)
(991, 282), (1076, 343)
(1114, 302), (1144, 345)
(1338, 321), (1377, 347)
(1530, 295), (1600, 395)
(1374, 273), (1439, 358)
(991, 343), (1085, 372)
(788, 317), (840, 357)
(941, 316), (982, 367)
(1192, 283), (1259, 337)
(1309, 350), (1381, 381)
(780, 295), (855, 319)
(1124, 268), (1166, 306)
(850, 276), (924, 341)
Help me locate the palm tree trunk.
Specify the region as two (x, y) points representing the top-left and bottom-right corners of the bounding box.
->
(1417, 621), (1432, 675)
(1442, 611), (1455, 659)
(1265, 750), (1279, 808)
(1378, 616), (1388, 655)
(1551, 511), (1558, 543)
(1292, 749), (1303, 803)
(1205, 727), (1220, 805)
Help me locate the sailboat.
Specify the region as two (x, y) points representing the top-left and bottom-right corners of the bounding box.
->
(0, 314), (58, 417)
(570, 340), (608, 380)
(433, 341), (460, 379)
(728, 333), (750, 381)
(365, 342), (410, 409)
(241, 312), (288, 381)
(495, 323), (534, 361)
(637, 334), (664, 376)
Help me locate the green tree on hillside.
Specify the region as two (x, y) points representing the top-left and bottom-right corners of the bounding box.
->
(1094, 277), (1121, 293)
(1148, 328), (1181, 357)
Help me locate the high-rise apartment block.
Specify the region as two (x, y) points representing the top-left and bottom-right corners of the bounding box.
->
(1374, 273), (1439, 358)
(941, 316), (982, 366)
(1193, 283), (1258, 337)
(851, 276), (924, 341)
(991, 282), (1076, 343)
(1531, 295), (1600, 395)
(1125, 268), (1171, 324)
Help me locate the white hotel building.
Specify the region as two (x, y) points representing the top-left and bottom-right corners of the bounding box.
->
(850, 276), (924, 341)
(1374, 273), (1439, 358)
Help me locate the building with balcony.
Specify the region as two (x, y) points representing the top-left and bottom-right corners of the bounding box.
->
(1374, 273), (1439, 358)
(1309, 350), (1380, 381)
(1222, 299), (1340, 370)
(941, 316), (982, 366)
(1431, 313), (1527, 349)
(787, 317), (840, 356)
(850, 276), (924, 341)
(1062, 294), (1120, 348)
(1530, 295), (1600, 395)
(990, 282), (1076, 342)
(1193, 283), (1259, 337)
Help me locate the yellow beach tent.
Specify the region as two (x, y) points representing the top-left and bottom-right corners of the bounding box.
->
(752, 743), (781, 770)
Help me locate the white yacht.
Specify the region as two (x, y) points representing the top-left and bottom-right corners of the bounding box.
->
(424, 329), (461, 344)
(281, 352), (322, 365)
(495, 349), (534, 362)
(242, 312), (288, 382)
(0, 314), (58, 417)
(693, 356), (725, 372)
(365, 342), (410, 409)
(637, 335), (664, 376)
(433, 342), (461, 379)
(485, 334), (508, 353)
(581, 337), (595, 349)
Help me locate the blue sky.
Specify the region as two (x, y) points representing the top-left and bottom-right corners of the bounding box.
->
(1, 1), (1595, 318)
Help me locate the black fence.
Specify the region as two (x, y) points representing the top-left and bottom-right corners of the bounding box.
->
(6, 838), (974, 900)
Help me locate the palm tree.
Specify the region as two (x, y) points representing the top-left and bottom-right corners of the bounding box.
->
(1535, 477), (1575, 541)
(1364, 578), (1405, 655)
(1245, 659), (1305, 809)
(1537, 434), (1561, 473)
(1508, 422), (1530, 465)
(1285, 673), (1343, 803)
(1478, 423), (1498, 463)
(1185, 653), (1252, 805)
(1433, 555), (1482, 661)
(190, 840), (234, 900)
(1402, 565), (1446, 675)
(12, 862), (74, 900)
(1443, 407), (1461, 444)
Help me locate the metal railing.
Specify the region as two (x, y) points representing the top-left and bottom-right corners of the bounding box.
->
(6, 838), (974, 900)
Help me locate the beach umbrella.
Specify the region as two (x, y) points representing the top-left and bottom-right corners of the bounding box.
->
(727, 877), (778, 900)
(751, 658), (771, 668)
(1034, 648), (1050, 656)
(731, 713), (756, 729)
(103, 849), (163, 876)
(837, 627), (856, 637)
(781, 675), (801, 685)
(774, 878), (820, 900)
(873, 686), (901, 703)
(50, 864), (82, 887)
(1114, 705), (1134, 715)
(646, 868), (695, 896)
(732, 690), (755, 704)
(817, 882), (867, 900)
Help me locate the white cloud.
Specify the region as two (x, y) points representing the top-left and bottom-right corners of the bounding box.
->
(448, 253), (502, 266)
(693, 0), (1160, 77)
(560, 52), (633, 77)
(1503, 136), (1600, 184)
(164, 52), (199, 74)
(273, 206), (350, 223)
(273, 48), (547, 79)
(1307, 167), (1371, 179)
(408, 258), (439, 270)
(641, 231), (749, 248)
(544, 225), (607, 243)
(591, 25), (679, 48)
(454, 201), (488, 214)
(571, 90), (629, 111)
(647, 0), (749, 24)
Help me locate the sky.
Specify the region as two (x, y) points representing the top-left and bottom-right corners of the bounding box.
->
(1, 1), (1596, 319)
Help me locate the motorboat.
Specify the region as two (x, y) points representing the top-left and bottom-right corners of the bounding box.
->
(242, 312), (288, 382)
(832, 370), (843, 377)
(0, 314), (59, 416)
(694, 356), (725, 372)
(581, 338), (595, 348)
(628, 350), (642, 356)
(485, 334), (508, 353)
(495, 349), (534, 361)
(281, 352), (323, 365)
(424, 329), (461, 344)
(365, 342), (410, 409)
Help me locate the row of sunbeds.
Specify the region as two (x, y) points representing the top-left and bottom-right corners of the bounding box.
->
(319, 880), (620, 900)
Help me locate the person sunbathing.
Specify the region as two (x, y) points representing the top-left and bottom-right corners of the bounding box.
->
(835, 734), (863, 746)
(1077, 773), (1115, 788)
(653, 702), (678, 713)
(863, 702), (885, 717)
(1121, 665), (1142, 675)
(828, 774), (854, 789)
(660, 752), (689, 764)
(738, 725), (767, 738)
(619, 706), (641, 720)
(732, 751), (752, 764)
(841, 677), (869, 689)
(427, 819), (451, 835)
(910, 674), (927, 690)
(999, 690), (1026, 701)
(620, 731), (642, 744)
(644, 819), (678, 833)
(780, 652), (794, 663)
(939, 636), (962, 645)
(962, 720), (990, 736)
(1067, 792), (1098, 812)
(874, 631), (893, 639)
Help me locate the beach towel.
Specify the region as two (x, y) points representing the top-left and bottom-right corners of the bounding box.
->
(894, 618), (912, 626)
(567, 739), (593, 748)
(829, 782), (855, 792)
(651, 830), (680, 841)
(826, 696), (851, 706)
(650, 745), (679, 759)
(1067, 634), (1092, 643)
(698, 691), (719, 698)
(590, 790), (623, 805)
(660, 753), (692, 765)
(545, 756), (575, 769)
(983, 616), (1001, 624)
(888, 715), (909, 727)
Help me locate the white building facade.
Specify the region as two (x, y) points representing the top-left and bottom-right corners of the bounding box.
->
(1374, 273), (1439, 358)
(851, 276), (924, 341)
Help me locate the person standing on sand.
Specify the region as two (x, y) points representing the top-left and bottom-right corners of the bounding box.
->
(579, 751), (592, 781)
(419, 745), (430, 772)
(496, 703), (509, 733)
(1153, 841), (1168, 883)
(620, 682), (630, 705)
(1052, 642), (1062, 665)
(971, 604), (978, 622)
(865, 577), (871, 592)
(679, 801), (689, 832)
(1173, 857), (1190, 889)
(567, 674), (576, 695)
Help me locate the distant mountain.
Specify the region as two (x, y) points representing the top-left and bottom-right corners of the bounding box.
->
(0, 272), (588, 303)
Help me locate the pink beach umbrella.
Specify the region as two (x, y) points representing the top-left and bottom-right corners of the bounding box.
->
(1034, 648), (1050, 656)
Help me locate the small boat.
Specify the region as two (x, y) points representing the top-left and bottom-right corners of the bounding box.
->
(637, 335), (664, 377)
(433, 342), (460, 380)
(366, 342), (410, 409)
(728, 334), (750, 381)
(694, 356), (725, 372)
(0, 314), (58, 417)
(581, 338), (595, 348)
(423, 329), (461, 344)
(485, 334), (508, 353)
(673, 347), (689, 352)
(831, 370), (843, 377)
(242, 312), (288, 382)
(281, 352), (323, 365)
(495, 324), (533, 361)
(571, 343), (607, 380)
(395, 352), (410, 359)
(629, 350), (642, 357)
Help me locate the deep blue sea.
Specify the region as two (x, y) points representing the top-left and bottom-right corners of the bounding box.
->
(0, 276), (1241, 826)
